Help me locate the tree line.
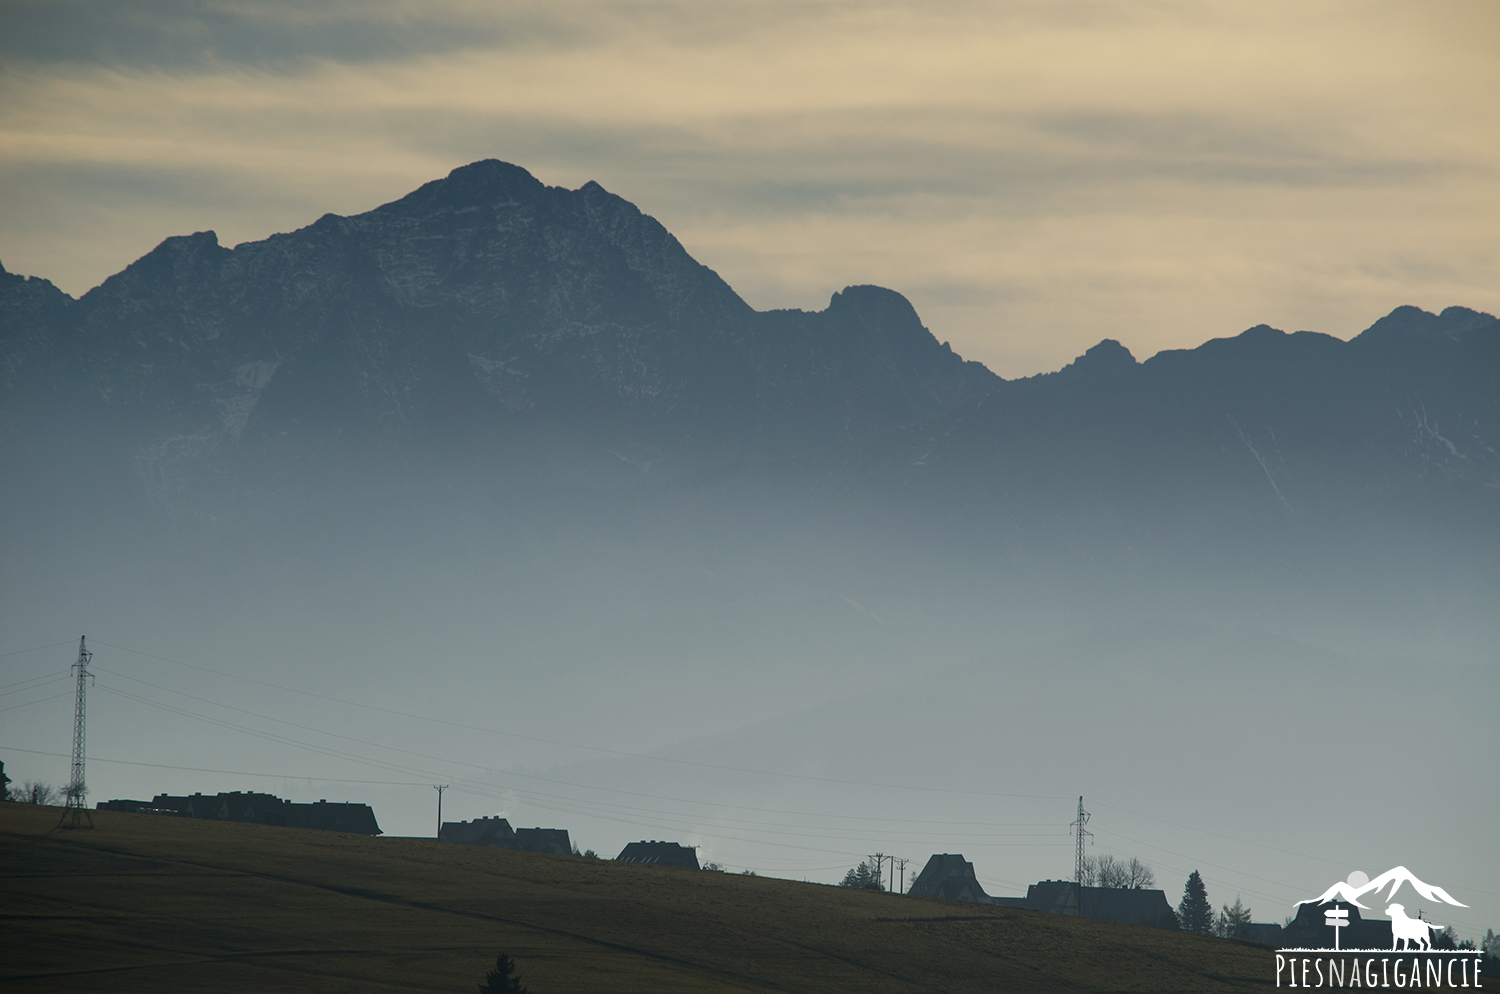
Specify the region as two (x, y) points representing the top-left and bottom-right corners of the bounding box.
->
(3, 779), (59, 805)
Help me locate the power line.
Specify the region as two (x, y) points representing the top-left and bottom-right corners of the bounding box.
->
(79, 687), (883, 857)
(62, 683), (1066, 862)
(73, 657), (1298, 899)
(0, 745), (431, 785)
(1088, 798), (1352, 869)
(0, 691), (73, 714)
(0, 639), (76, 659)
(71, 686), (1067, 854)
(89, 639), (1068, 803)
(34, 634), (1466, 917)
(0, 673), (71, 695)
(85, 667), (1070, 833)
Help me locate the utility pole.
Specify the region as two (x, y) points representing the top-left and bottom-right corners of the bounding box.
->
(1069, 796), (1092, 890)
(433, 784), (448, 839)
(60, 636), (94, 829)
(894, 857), (909, 896)
(868, 853), (886, 891)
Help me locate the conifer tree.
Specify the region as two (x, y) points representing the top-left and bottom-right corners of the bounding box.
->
(478, 953), (529, 994)
(1177, 870), (1214, 935)
(839, 859), (885, 890)
(1215, 896), (1252, 938)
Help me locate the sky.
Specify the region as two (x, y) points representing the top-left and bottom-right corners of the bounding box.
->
(1, 0), (1497, 945)
(2, 0), (1498, 376)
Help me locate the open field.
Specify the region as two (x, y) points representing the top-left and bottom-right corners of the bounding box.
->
(0, 804), (1404, 992)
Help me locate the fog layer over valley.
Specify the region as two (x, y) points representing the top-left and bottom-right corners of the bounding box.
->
(2, 161), (1495, 935)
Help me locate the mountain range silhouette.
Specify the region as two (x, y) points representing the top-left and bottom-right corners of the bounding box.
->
(1297, 867), (1469, 910)
(1, 158), (1497, 694)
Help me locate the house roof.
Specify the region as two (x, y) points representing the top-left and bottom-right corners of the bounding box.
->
(616, 841), (700, 869)
(440, 816), (516, 847)
(1023, 880), (1173, 925)
(144, 791), (382, 835)
(514, 827), (572, 856)
(911, 853), (991, 902)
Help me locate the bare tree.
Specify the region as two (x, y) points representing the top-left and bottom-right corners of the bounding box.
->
(1085, 854), (1123, 887)
(1083, 854), (1155, 889)
(1123, 857), (1156, 889)
(18, 781), (58, 805)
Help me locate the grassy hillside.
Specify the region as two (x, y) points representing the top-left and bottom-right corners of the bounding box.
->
(3, 805), (1295, 992)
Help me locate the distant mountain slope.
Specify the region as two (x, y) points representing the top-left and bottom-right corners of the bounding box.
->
(0, 158), (1495, 570)
(3, 163), (1496, 866)
(868, 309), (1500, 549)
(1, 161), (995, 475)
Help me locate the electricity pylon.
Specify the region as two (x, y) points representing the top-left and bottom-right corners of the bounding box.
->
(1070, 795), (1091, 888)
(60, 636), (94, 829)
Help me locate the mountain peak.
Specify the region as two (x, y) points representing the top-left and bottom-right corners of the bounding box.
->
(826, 284), (921, 323)
(1353, 304), (1499, 345)
(382, 159), (549, 217)
(444, 158), (543, 189)
(1056, 338), (1137, 379)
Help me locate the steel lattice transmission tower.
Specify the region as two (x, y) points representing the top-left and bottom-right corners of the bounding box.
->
(61, 636), (94, 829)
(1069, 795), (1092, 887)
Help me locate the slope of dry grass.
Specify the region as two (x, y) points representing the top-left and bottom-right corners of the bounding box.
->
(3, 804), (1297, 992)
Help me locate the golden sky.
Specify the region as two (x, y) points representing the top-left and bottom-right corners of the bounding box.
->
(2, 0), (1497, 375)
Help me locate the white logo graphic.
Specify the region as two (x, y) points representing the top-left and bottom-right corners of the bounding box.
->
(1387, 903), (1446, 951)
(1323, 906), (1350, 949)
(1295, 866), (1468, 912)
(1276, 866), (1481, 988)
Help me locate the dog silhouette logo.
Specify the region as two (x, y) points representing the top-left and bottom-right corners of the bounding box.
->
(1387, 904), (1445, 952)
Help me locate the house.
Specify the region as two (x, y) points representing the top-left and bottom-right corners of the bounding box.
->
(514, 827), (572, 855)
(982, 879), (1174, 926)
(1077, 884), (1175, 925)
(96, 798), (182, 816)
(440, 815), (516, 847)
(1025, 880), (1174, 925)
(1241, 922), (1285, 945)
(910, 854), (993, 903)
(1023, 879), (1081, 915)
(292, 799), (383, 835)
(440, 817), (572, 855)
(615, 840), (700, 869)
(99, 791), (381, 835)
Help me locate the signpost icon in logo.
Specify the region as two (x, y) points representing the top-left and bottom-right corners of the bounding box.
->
(1324, 905), (1349, 949)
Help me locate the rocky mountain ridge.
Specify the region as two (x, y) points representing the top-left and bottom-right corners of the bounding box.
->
(2, 160), (995, 465)
(1, 159), (1497, 555)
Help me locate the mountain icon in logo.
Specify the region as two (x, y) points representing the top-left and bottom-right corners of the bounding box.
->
(1294, 867), (1468, 910)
